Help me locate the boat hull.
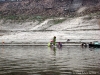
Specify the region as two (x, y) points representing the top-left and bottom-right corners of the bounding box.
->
(89, 44), (100, 48)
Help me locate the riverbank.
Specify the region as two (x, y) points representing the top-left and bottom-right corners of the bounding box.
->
(0, 15), (100, 45)
(0, 43), (81, 46)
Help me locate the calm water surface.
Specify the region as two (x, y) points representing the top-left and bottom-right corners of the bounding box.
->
(0, 46), (100, 75)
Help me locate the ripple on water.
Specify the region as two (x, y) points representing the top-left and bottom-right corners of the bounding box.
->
(0, 46), (100, 75)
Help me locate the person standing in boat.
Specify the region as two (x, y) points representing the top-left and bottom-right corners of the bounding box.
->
(48, 36), (56, 47)
(53, 36), (56, 46)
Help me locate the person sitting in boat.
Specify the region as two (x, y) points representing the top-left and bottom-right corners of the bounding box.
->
(66, 39), (70, 42)
(81, 42), (87, 48)
(48, 42), (51, 47)
(48, 41), (53, 47)
(57, 42), (62, 48)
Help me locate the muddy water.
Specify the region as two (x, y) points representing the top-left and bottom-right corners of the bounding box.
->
(0, 46), (100, 75)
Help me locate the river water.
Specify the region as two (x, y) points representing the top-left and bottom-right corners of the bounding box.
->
(0, 46), (100, 75)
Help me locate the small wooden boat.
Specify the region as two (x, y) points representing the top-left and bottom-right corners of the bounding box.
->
(48, 43), (57, 47)
(48, 42), (62, 48)
(89, 41), (100, 48)
(89, 44), (100, 48)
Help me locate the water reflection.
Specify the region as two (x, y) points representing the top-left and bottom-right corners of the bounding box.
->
(0, 72), (29, 75)
(0, 46), (100, 75)
(49, 47), (57, 56)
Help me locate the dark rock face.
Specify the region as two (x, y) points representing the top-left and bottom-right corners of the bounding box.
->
(0, 0), (100, 16)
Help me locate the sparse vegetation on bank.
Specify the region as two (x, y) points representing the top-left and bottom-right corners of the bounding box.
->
(0, 15), (50, 23)
(52, 19), (66, 24)
(0, 11), (100, 25)
(83, 11), (100, 20)
(0, 15), (66, 24)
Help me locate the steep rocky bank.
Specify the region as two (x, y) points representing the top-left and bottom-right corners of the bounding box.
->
(0, 0), (100, 16)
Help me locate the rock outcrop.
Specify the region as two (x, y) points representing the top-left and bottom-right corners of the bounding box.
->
(0, 0), (100, 16)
